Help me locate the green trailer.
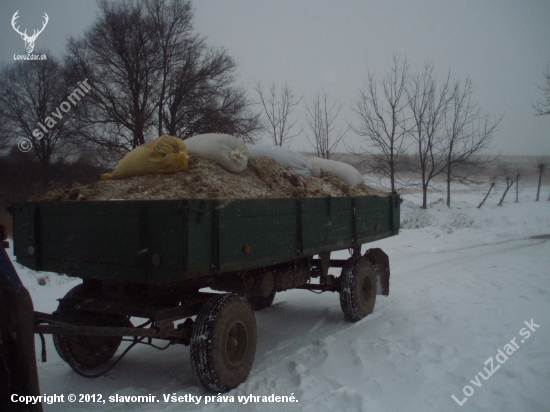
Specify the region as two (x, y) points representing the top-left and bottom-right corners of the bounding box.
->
(8, 194), (400, 393)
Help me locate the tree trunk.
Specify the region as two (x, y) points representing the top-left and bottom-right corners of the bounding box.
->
(420, 155), (427, 209)
(536, 169), (543, 201)
(515, 177), (519, 202)
(422, 182), (428, 209)
(390, 146), (395, 193)
(133, 123), (146, 148)
(498, 179), (514, 206)
(477, 182), (495, 208)
(446, 162), (451, 207)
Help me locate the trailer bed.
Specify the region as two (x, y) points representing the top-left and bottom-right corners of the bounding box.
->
(12, 195), (400, 284)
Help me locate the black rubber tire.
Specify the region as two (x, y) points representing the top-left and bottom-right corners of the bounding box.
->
(53, 284), (129, 370)
(247, 288), (276, 311)
(52, 284), (86, 364)
(339, 257), (377, 322)
(191, 294), (257, 392)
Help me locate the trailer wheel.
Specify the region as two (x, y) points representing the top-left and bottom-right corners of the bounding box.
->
(339, 257), (377, 322)
(191, 294), (257, 392)
(247, 288), (276, 311)
(53, 284), (129, 370)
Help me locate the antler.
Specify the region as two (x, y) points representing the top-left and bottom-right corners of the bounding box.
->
(28, 13), (49, 41)
(11, 11), (27, 37)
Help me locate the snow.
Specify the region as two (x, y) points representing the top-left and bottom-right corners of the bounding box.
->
(6, 185), (550, 412)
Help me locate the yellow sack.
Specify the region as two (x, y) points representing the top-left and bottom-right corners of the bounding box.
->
(101, 135), (188, 179)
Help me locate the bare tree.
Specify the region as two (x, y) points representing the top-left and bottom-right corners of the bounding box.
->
(147, 0), (260, 141)
(145, 0), (193, 137)
(0, 56), (73, 185)
(407, 63), (451, 209)
(477, 181), (495, 209)
(497, 165), (515, 206)
(534, 63), (550, 116)
(305, 89), (347, 159)
(442, 76), (502, 207)
(350, 53), (410, 193)
(0, 101), (11, 153)
(65, 0), (260, 155)
(65, 0), (159, 150)
(535, 156), (548, 201)
(253, 81), (303, 147)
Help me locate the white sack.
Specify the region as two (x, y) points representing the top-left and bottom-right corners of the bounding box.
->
(185, 133), (249, 173)
(247, 144), (313, 179)
(308, 157), (364, 187)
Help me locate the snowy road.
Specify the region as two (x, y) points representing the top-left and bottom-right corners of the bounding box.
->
(10, 191), (550, 412)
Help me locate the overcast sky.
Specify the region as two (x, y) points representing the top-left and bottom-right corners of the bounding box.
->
(1, 0), (549, 155)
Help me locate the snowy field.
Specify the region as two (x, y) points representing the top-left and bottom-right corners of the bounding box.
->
(7, 185), (550, 412)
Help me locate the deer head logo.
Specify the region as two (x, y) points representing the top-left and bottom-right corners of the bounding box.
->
(11, 11), (49, 54)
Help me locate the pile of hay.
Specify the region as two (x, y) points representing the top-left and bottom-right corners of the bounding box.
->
(35, 155), (387, 201)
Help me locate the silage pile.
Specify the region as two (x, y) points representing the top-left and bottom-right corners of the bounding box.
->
(36, 155), (387, 201)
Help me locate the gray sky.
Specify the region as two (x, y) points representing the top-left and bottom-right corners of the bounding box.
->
(1, 0), (549, 155)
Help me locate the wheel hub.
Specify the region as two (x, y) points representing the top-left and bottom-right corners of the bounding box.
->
(360, 275), (373, 304)
(224, 320), (248, 367)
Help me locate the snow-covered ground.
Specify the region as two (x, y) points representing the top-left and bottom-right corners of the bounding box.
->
(6, 186), (550, 412)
